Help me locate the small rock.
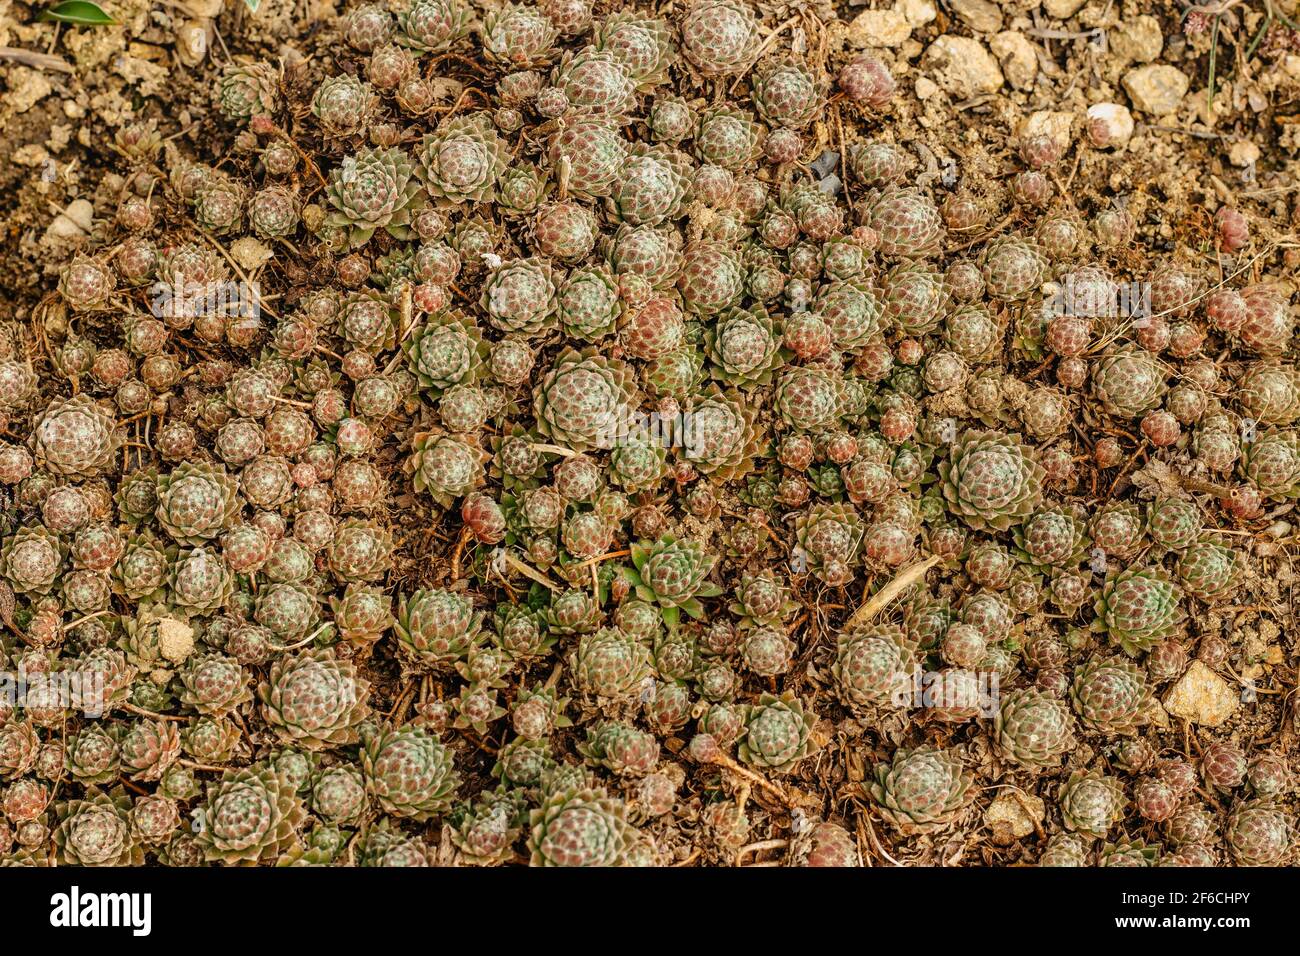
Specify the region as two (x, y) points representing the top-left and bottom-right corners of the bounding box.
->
(1019, 110), (1075, 152)
(1086, 102), (1135, 148)
(1162, 660), (1240, 727)
(1143, 696), (1170, 730)
(950, 0), (1003, 33)
(914, 76), (939, 100)
(47, 123), (72, 153)
(1228, 140), (1260, 167)
(1111, 16), (1164, 64)
(1043, 0), (1088, 16)
(46, 199), (95, 240)
(5, 66), (54, 114)
(922, 36), (1004, 98)
(175, 20), (211, 68)
(11, 144), (49, 167)
(1122, 64), (1188, 116)
(901, 0), (937, 27)
(990, 31), (1037, 91)
(985, 791), (1044, 844)
(846, 8), (912, 48)
(64, 199), (95, 232)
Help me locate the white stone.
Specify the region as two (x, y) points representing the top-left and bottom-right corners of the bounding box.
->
(1043, 0), (1088, 16)
(990, 31), (1037, 91)
(1086, 102), (1135, 148)
(901, 0), (937, 27)
(922, 35), (1004, 98)
(1111, 16), (1164, 64)
(175, 20), (210, 67)
(1162, 660), (1240, 727)
(46, 199), (95, 241)
(231, 236), (274, 271)
(985, 792), (1044, 843)
(12, 144), (49, 167)
(1122, 65), (1188, 116)
(1228, 139), (1261, 167)
(950, 0), (1003, 33)
(847, 8), (912, 48)
(5, 66), (53, 114)
(1020, 110), (1075, 152)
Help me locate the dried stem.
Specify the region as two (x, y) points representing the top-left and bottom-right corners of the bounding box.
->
(845, 556), (941, 630)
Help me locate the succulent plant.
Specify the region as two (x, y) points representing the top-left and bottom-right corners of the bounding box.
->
(1092, 346), (1168, 419)
(1092, 565), (1183, 656)
(939, 430), (1045, 531)
(737, 692), (816, 772)
(155, 461), (241, 545)
(870, 747), (973, 833)
(450, 792), (524, 865)
(120, 718), (182, 782)
(705, 304), (785, 387)
(1225, 800), (1293, 866)
(679, 0), (760, 77)
(410, 433), (485, 508)
(196, 764), (307, 864)
(405, 311), (488, 392)
(528, 785), (635, 866)
(326, 147), (426, 248)
(260, 649), (371, 749)
(548, 119), (628, 200)
(793, 502), (865, 586)
(1013, 505), (1090, 570)
(1242, 428), (1300, 500)
(980, 236), (1047, 301)
(420, 112), (509, 207)
(994, 687), (1076, 768)
(533, 348), (637, 452)
(573, 627), (652, 701)
(1058, 771), (1127, 837)
(1238, 362), (1300, 425)
(594, 12), (675, 90)
(578, 720), (660, 776)
(623, 535), (721, 622)
(481, 3), (558, 68)
(179, 653), (253, 717)
(752, 59), (823, 129)
(397, 0), (471, 52)
(395, 588), (484, 668)
(54, 791), (144, 866)
(729, 569), (796, 628)
(361, 723), (460, 821)
(833, 624), (915, 712)
(552, 46), (636, 117)
(678, 386), (760, 479)
(1, 526), (64, 595)
(31, 394), (121, 478)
